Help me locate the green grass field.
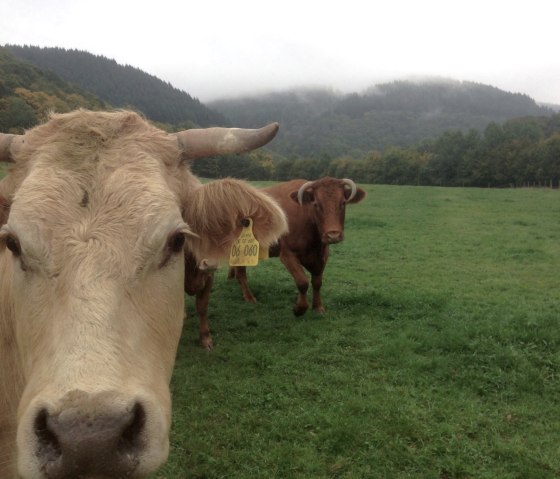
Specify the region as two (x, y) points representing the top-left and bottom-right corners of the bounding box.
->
(154, 184), (560, 478)
(1, 164), (558, 477)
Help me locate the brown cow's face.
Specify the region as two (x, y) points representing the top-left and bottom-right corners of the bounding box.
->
(3, 151), (187, 478)
(291, 178), (366, 244)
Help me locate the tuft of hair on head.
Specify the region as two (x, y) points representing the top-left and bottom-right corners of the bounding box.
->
(183, 178), (288, 262)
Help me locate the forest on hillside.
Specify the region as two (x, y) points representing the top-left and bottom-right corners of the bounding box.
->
(6, 45), (227, 128)
(210, 81), (553, 158)
(0, 47), (107, 132)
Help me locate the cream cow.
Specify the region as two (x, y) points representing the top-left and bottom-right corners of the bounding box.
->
(0, 109), (287, 478)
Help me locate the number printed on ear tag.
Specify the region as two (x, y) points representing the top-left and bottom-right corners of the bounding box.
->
(229, 218), (260, 267)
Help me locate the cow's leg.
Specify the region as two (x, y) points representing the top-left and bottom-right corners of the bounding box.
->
(229, 266), (257, 303)
(309, 249), (328, 313)
(196, 272), (214, 350)
(311, 272), (325, 313)
(185, 254), (216, 350)
(280, 251), (309, 316)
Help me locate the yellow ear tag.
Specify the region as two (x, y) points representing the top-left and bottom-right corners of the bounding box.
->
(229, 218), (260, 267)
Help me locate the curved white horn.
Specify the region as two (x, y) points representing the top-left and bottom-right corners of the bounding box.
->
(342, 178), (357, 201)
(0, 133), (24, 163)
(173, 123), (279, 160)
(297, 181), (315, 205)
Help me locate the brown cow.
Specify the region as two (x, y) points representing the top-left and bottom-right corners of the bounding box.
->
(183, 178), (287, 350)
(230, 177), (366, 315)
(0, 109), (286, 479)
(184, 252), (216, 349)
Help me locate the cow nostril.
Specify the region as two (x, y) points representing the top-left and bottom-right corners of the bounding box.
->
(34, 408), (62, 463)
(326, 231), (343, 243)
(119, 402), (146, 454)
(32, 399), (147, 477)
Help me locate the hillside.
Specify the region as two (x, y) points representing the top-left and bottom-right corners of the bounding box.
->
(6, 45), (227, 128)
(210, 81), (555, 157)
(0, 47), (107, 132)
(5, 44), (555, 156)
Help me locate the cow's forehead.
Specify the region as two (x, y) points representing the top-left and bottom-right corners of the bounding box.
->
(15, 151), (176, 216)
(314, 179), (345, 198)
(9, 149), (183, 268)
(9, 109), (182, 215)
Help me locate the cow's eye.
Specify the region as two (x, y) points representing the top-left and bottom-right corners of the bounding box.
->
(3, 233), (28, 271)
(5, 234), (22, 257)
(167, 232), (186, 254)
(158, 231), (186, 269)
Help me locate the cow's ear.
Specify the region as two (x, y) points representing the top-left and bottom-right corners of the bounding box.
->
(346, 187), (366, 204)
(290, 189), (314, 205)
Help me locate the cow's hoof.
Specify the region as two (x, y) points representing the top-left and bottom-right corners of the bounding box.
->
(200, 336), (213, 350)
(313, 306), (326, 314)
(293, 305), (308, 316)
(244, 294), (257, 303)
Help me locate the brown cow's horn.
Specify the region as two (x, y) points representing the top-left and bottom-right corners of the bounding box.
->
(342, 179), (357, 201)
(0, 133), (24, 163)
(174, 123), (279, 160)
(297, 181), (314, 205)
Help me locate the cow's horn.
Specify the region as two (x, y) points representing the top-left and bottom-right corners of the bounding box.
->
(297, 181), (315, 205)
(174, 123), (279, 160)
(342, 179), (357, 201)
(0, 134), (24, 163)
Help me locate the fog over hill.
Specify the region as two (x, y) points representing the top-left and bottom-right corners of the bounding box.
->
(210, 80), (554, 157)
(3, 44), (557, 158)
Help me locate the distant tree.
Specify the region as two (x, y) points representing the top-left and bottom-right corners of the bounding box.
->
(382, 148), (421, 185)
(425, 131), (465, 185)
(274, 159), (296, 181)
(0, 96), (37, 132)
(190, 157), (219, 179)
(327, 156), (356, 179)
(540, 134), (560, 187)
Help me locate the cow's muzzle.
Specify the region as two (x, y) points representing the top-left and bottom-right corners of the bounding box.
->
(30, 392), (149, 478)
(324, 230), (344, 244)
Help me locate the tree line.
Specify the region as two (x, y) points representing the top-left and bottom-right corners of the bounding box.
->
(192, 114), (560, 188)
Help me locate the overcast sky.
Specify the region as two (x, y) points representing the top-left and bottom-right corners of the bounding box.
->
(2, 0), (559, 104)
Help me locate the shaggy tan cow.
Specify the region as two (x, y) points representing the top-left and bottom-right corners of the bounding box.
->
(182, 178), (287, 349)
(0, 109), (287, 478)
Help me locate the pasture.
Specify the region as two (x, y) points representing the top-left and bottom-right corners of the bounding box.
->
(156, 184), (560, 478)
(1, 162), (558, 477)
